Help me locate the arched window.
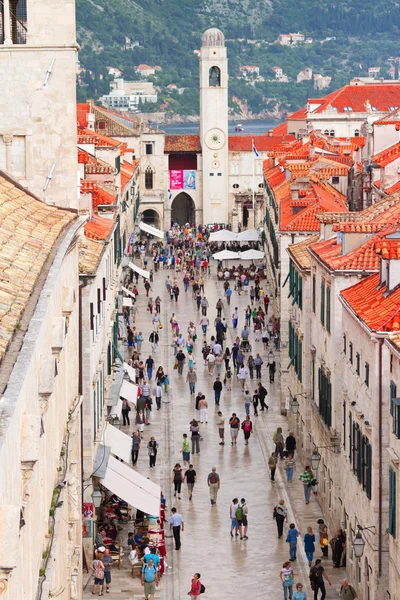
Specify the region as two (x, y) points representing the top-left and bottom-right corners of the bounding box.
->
(209, 66), (221, 87)
(330, 130), (335, 137)
(145, 167), (154, 190)
(354, 129), (360, 137)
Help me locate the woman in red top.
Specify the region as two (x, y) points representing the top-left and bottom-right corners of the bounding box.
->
(188, 573), (202, 597)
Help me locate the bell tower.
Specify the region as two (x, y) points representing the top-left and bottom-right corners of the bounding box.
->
(0, 0), (78, 208)
(199, 28), (229, 224)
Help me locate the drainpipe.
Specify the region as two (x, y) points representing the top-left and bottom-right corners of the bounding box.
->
(378, 338), (383, 577)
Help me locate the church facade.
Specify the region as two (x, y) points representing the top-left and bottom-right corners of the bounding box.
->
(138, 28), (293, 230)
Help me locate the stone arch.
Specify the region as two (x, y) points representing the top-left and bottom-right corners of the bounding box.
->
(142, 209), (162, 230)
(171, 192), (196, 226)
(209, 66), (221, 87)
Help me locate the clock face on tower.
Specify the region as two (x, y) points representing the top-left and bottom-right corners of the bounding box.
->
(205, 128), (226, 150)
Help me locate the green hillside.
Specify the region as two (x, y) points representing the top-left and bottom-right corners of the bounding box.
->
(76, 0), (400, 115)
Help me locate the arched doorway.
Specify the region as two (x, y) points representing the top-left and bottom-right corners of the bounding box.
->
(242, 200), (252, 228)
(142, 209), (161, 229)
(171, 193), (195, 226)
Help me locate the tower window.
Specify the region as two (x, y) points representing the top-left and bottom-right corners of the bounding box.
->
(209, 66), (221, 87)
(145, 167), (154, 189)
(145, 143), (153, 155)
(1, 0), (27, 45)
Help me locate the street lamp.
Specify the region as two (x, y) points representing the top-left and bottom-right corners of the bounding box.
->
(352, 531), (365, 558)
(311, 449), (321, 471)
(291, 397), (300, 414)
(92, 488), (103, 509)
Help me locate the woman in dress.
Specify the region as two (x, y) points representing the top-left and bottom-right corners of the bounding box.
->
(304, 527), (316, 566)
(136, 409), (145, 435)
(172, 463), (183, 499)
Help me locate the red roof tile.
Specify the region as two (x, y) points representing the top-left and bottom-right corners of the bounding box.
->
(78, 150), (90, 164)
(375, 238), (400, 259)
(164, 135), (201, 152)
(341, 272), (400, 331)
(78, 126), (122, 148)
(84, 215), (114, 241)
(229, 134), (295, 152)
(372, 142), (400, 167)
(385, 180), (400, 194)
(312, 84), (400, 114)
(77, 103), (91, 127)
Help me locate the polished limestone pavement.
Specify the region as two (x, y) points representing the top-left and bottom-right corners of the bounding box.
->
(83, 260), (347, 600)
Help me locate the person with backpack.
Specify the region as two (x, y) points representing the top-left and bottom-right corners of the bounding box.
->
(286, 522), (299, 561)
(141, 557), (159, 600)
(241, 415), (253, 445)
(339, 579), (357, 600)
(207, 467), (220, 504)
(309, 559), (331, 600)
(91, 553), (105, 596)
(237, 498), (249, 539)
(188, 572), (205, 597)
(273, 499), (288, 538)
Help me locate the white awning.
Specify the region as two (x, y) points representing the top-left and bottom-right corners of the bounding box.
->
(120, 379), (139, 405)
(236, 228), (260, 242)
(100, 455), (161, 516)
(139, 222), (164, 239)
(123, 362), (137, 382)
(123, 297), (133, 307)
(212, 250), (240, 260)
(209, 229), (237, 242)
(103, 424), (132, 464)
(121, 285), (135, 298)
(239, 249), (265, 260)
(129, 261), (150, 279)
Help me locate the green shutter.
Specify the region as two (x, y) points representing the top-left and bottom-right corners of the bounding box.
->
(298, 276), (303, 309)
(320, 280), (325, 325)
(312, 274), (316, 313)
(326, 286), (331, 332)
(298, 340), (303, 382)
(389, 468), (397, 538)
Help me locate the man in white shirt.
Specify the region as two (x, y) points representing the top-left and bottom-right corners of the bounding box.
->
(213, 342), (222, 356)
(200, 316), (209, 335)
(238, 366), (247, 390)
(217, 411), (225, 445)
(206, 352), (215, 375)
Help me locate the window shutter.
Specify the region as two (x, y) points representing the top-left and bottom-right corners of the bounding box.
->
(90, 303), (94, 331)
(389, 468), (397, 538)
(326, 286), (331, 332)
(299, 276), (303, 309)
(366, 440), (372, 500)
(312, 274), (316, 313)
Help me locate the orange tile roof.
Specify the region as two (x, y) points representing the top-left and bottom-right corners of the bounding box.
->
(271, 122), (288, 136)
(78, 150), (90, 164)
(374, 107), (400, 125)
(287, 234), (320, 269)
(85, 158), (115, 175)
(164, 135), (201, 152)
(79, 236), (106, 275)
(341, 272), (400, 332)
(387, 331), (400, 353)
(287, 106), (307, 120)
(0, 173), (77, 361)
(332, 222), (385, 233)
(375, 237), (400, 259)
(80, 180), (117, 211)
(228, 134), (295, 151)
(372, 142), (400, 167)
(78, 126), (122, 148)
(84, 215), (114, 241)
(312, 84), (400, 114)
(77, 103), (91, 127)
(385, 180), (400, 194)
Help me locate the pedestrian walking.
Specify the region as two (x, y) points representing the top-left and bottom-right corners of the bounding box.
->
(225, 286), (232, 305)
(334, 529), (346, 568)
(216, 298), (223, 317)
(286, 523), (299, 561)
(268, 451), (278, 481)
(252, 389), (259, 416)
(273, 427), (285, 458)
(299, 466), (315, 504)
(285, 454), (296, 482)
(172, 463), (183, 499)
(131, 431), (141, 465)
(269, 358), (276, 382)
(206, 351), (215, 375)
(184, 464), (197, 500)
(146, 355), (154, 380)
(213, 376), (222, 405)
(201, 296), (209, 316)
(258, 382), (269, 410)
(152, 382), (162, 410)
(102, 549), (113, 594)
(136, 409), (145, 434)
(190, 419), (201, 454)
(243, 390), (252, 416)
(214, 410), (225, 445)
(207, 466), (220, 504)
(236, 498), (249, 539)
(200, 315), (209, 335)
(230, 498), (240, 536)
(273, 499), (288, 538)
(339, 580), (357, 600)
(186, 367), (197, 395)
(232, 307), (239, 329)
(238, 365), (247, 389)
(135, 331), (143, 354)
(286, 432), (297, 456)
(91, 554), (105, 597)
(309, 560), (331, 600)
(149, 330), (159, 352)
(280, 561), (294, 600)
(199, 395), (208, 423)
(320, 527), (329, 558)
(229, 413), (240, 446)
(176, 349), (186, 375)
(254, 353), (263, 378)
(224, 366), (232, 390)
(121, 398), (131, 426)
(188, 573), (203, 598)
(293, 583), (307, 600)
(304, 527), (316, 566)
(182, 433), (191, 466)
(169, 508), (184, 550)
(147, 437), (159, 469)
(241, 415), (253, 444)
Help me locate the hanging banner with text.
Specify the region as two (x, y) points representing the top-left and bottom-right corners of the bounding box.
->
(169, 170), (196, 190)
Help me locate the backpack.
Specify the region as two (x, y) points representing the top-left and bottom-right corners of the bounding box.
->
(209, 473), (217, 484)
(200, 583), (206, 594)
(95, 561), (104, 580)
(235, 505), (243, 520)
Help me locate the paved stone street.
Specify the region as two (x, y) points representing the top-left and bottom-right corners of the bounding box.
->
(84, 260), (347, 600)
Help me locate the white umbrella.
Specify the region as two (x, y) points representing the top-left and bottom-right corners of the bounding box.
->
(212, 250), (240, 260)
(236, 228), (260, 242)
(239, 249), (265, 260)
(209, 229), (238, 242)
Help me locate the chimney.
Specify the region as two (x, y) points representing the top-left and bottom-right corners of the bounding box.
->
(377, 232), (400, 293)
(268, 129), (273, 137)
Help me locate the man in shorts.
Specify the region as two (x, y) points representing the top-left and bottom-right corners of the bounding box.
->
(102, 549), (113, 594)
(237, 498), (249, 540)
(141, 558), (159, 600)
(184, 464), (197, 500)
